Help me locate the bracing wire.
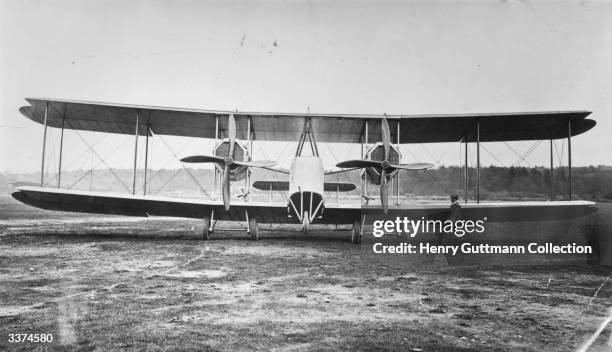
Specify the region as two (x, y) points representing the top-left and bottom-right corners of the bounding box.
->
(152, 133), (210, 198)
(44, 131), (109, 186)
(256, 142), (289, 202)
(504, 142), (534, 167)
(487, 140), (543, 190)
(148, 137), (192, 182)
(480, 144), (507, 168)
(65, 121), (132, 193)
(67, 134), (133, 191)
(324, 143), (361, 197)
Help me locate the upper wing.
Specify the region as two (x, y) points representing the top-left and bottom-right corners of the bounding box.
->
(11, 186), (290, 223)
(20, 98), (595, 143)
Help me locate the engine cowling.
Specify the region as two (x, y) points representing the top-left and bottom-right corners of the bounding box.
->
(213, 139), (249, 181)
(363, 142), (401, 184)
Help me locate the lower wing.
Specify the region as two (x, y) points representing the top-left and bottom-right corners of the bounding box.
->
(12, 186), (596, 224)
(12, 186), (289, 223)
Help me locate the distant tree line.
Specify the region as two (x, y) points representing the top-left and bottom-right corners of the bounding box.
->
(394, 165), (612, 202)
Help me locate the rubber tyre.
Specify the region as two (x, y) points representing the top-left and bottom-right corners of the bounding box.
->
(202, 217), (211, 241)
(351, 220), (362, 244)
(249, 217), (259, 241)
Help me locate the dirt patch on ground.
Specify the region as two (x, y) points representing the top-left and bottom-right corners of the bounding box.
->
(162, 269), (228, 279)
(0, 197), (611, 351)
(217, 242), (334, 257)
(0, 245), (60, 257)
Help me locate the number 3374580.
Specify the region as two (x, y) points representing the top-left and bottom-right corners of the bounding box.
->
(8, 334), (54, 343)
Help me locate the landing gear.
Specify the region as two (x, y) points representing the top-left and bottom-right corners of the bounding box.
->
(202, 217), (211, 241)
(249, 217), (259, 241)
(351, 219), (362, 244)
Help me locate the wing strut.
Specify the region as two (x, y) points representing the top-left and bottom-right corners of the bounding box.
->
(295, 118), (319, 157)
(476, 119), (480, 204)
(550, 139), (554, 201)
(132, 111), (139, 195)
(396, 120), (400, 205)
(568, 118), (572, 200)
(40, 102), (49, 187)
(464, 135), (469, 203)
(143, 122), (150, 195)
(57, 113), (65, 188)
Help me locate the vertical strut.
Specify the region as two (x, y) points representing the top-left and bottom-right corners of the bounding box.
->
(246, 117), (251, 201)
(249, 131), (253, 200)
(308, 124), (316, 155)
(143, 123), (150, 195)
(300, 187), (304, 219)
(132, 111), (140, 195)
(361, 127), (364, 159)
(296, 119), (307, 157)
(396, 120), (400, 205)
(58, 114), (65, 188)
(249, 116), (254, 160)
(215, 115), (219, 140)
(364, 120), (369, 199)
(568, 118), (572, 200)
(214, 115), (219, 200)
(40, 102), (49, 187)
(550, 139), (554, 201)
(464, 137), (468, 203)
(476, 119), (480, 204)
(336, 185), (340, 205)
(310, 120), (319, 157)
(213, 169), (217, 201)
(361, 124), (364, 203)
(309, 190), (313, 218)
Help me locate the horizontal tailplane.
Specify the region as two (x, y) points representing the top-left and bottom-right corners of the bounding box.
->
(252, 181), (289, 191)
(253, 181), (356, 192)
(323, 182), (356, 192)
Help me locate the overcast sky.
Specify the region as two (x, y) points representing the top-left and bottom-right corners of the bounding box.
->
(1, 0), (611, 174)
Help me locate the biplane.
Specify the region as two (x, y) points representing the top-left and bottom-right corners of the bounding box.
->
(11, 98), (597, 243)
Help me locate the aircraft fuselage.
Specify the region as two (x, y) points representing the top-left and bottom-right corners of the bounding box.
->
(288, 156), (325, 227)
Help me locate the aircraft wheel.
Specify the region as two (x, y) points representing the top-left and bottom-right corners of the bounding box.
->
(351, 220), (362, 244)
(302, 211), (309, 234)
(249, 217), (259, 241)
(202, 217), (211, 241)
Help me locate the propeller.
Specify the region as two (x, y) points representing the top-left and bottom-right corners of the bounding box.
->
(336, 118), (434, 213)
(181, 113), (276, 211)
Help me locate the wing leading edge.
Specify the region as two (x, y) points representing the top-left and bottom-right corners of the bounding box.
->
(20, 98), (595, 144)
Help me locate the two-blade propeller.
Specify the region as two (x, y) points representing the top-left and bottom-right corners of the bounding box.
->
(181, 113), (276, 211)
(335, 118), (434, 214)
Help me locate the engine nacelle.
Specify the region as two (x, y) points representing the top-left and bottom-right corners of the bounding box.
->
(214, 139), (250, 181)
(363, 142), (402, 184)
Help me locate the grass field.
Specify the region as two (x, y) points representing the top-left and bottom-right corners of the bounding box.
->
(0, 196), (611, 351)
